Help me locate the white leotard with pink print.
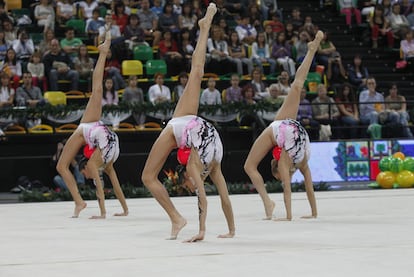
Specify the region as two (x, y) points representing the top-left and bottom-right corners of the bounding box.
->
(79, 121), (119, 164)
(168, 115), (223, 176)
(270, 119), (310, 165)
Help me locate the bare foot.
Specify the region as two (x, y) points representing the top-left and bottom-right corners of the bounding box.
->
(217, 232), (235, 238)
(198, 3), (217, 30)
(90, 215), (106, 219)
(273, 217), (292, 222)
(114, 211), (129, 216)
(307, 30), (323, 52)
(71, 202), (87, 218)
(98, 30), (111, 53)
(301, 215), (317, 219)
(167, 217), (187, 240)
(263, 200), (275, 220)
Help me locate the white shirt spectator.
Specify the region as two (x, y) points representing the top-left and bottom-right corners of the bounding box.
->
(148, 84), (171, 104)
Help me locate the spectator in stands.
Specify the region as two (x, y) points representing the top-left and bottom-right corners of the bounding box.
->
(103, 49), (125, 90)
(382, 0), (392, 17)
(60, 26), (84, 61)
(206, 25), (235, 75)
(337, 0), (362, 27)
(159, 30), (185, 77)
(27, 51), (47, 92)
(407, 4), (414, 29)
(122, 75), (144, 104)
(178, 2), (198, 34)
(200, 77), (222, 105)
(2, 19), (16, 45)
(235, 14), (257, 46)
(225, 73), (243, 103)
(312, 84), (340, 140)
(172, 0), (182, 16)
(248, 2), (265, 32)
(266, 83), (284, 105)
(264, 22), (276, 49)
(400, 0), (412, 17)
(124, 13), (148, 51)
(264, 11), (285, 34)
(56, 0), (76, 27)
(401, 29), (414, 69)
(0, 29), (8, 62)
(158, 2), (180, 35)
(122, 75), (145, 125)
(250, 67), (268, 97)
(369, 4), (394, 49)
(0, 1), (12, 27)
(101, 78), (118, 106)
(385, 83), (413, 138)
(317, 30), (337, 69)
(12, 28), (34, 66)
(285, 21), (298, 45)
(388, 3), (410, 39)
(34, 0), (55, 32)
(241, 83), (256, 105)
(290, 7), (304, 32)
(43, 39), (79, 91)
(172, 72), (188, 102)
(251, 31), (277, 75)
(137, 0), (162, 46)
(277, 71), (291, 96)
(112, 1), (129, 34)
(86, 8), (105, 45)
(0, 71), (14, 107)
(260, 0), (280, 21)
(151, 0), (163, 16)
(326, 51), (348, 92)
(347, 53), (369, 91)
(360, 0), (377, 19)
(228, 30), (253, 76)
(97, 12), (123, 48)
(297, 87), (320, 141)
(224, 0), (248, 15)
(178, 28), (195, 72)
(73, 44), (94, 90)
(2, 48), (22, 90)
(37, 29), (55, 57)
(335, 83), (360, 139)
(272, 32), (296, 77)
(294, 30), (312, 65)
(79, 0), (99, 21)
(15, 72), (44, 108)
(148, 73), (171, 105)
(359, 76), (399, 128)
(301, 15), (318, 38)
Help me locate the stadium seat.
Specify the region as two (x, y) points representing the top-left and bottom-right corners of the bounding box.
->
(44, 91), (67, 106)
(145, 59), (167, 76)
(133, 45), (154, 62)
(65, 19), (86, 35)
(3, 124), (26, 135)
(55, 123), (78, 133)
(304, 72), (322, 93)
(6, 0), (22, 10)
(122, 60), (144, 76)
(28, 124), (54, 134)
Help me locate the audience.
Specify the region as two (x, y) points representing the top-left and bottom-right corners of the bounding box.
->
(200, 77), (222, 105)
(0, 0), (411, 141)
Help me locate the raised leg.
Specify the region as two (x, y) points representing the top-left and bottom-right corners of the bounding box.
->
(274, 31), (323, 121)
(81, 30), (111, 123)
(173, 3), (217, 118)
